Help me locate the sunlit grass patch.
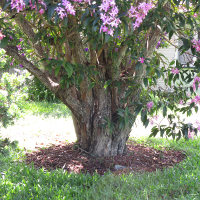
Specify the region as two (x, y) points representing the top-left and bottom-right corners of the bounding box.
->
(20, 101), (71, 118)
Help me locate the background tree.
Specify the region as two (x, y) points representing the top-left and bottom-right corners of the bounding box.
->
(0, 0), (200, 156)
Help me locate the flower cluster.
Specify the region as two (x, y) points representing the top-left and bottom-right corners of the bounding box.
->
(171, 68), (179, 74)
(73, 0), (91, 4)
(128, 2), (153, 29)
(193, 76), (200, 91)
(149, 115), (158, 125)
(0, 31), (5, 40)
(156, 38), (165, 49)
(192, 39), (200, 52)
(147, 101), (154, 111)
(10, 0), (25, 12)
(138, 57), (145, 63)
(9, 0), (47, 14)
(55, 0), (89, 19)
(29, 0), (47, 10)
(99, 0), (121, 36)
(191, 95), (200, 105)
(188, 129), (194, 139)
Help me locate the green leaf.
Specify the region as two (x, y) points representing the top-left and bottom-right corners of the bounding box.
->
(141, 109), (147, 125)
(169, 31), (174, 40)
(55, 66), (61, 76)
(0, 37), (8, 48)
(135, 104), (142, 116)
(143, 78), (148, 87)
(64, 63), (73, 78)
(104, 80), (112, 89)
(150, 126), (159, 137)
(181, 38), (190, 50)
(163, 106), (167, 117)
(169, 60), (175, 66)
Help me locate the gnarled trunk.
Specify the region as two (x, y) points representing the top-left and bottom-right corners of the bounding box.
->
(72, 113), (131, 157)
(69, 88), (135, 157)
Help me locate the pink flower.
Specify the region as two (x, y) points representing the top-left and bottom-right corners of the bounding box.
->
(147, 101), (153, 111)
(149, 115), (158, 125)
(171, 68), (179, 74)
(99, 0), (121, 35)
(55, 7), (67, 19)
(17, 44), (22, 50)
(193, 76), (200, 91)
(194, 13), (198, 18)
(179, 100), (184, 105)
(192, 39), (200, 52)
(62, 0), (76, 15)
(191, 95), (200, 105)
(100, 25), (108, 33)
(39, 9), (45, 15)
(138, 57), (145, 63)
(10, 0), (26, 12)
(128, 2), (153, 30)
(188, 130), (194, 139)
(0, 31), (5, 40)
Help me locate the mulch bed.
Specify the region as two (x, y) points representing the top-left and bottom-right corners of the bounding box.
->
(25, 141), (186, 175)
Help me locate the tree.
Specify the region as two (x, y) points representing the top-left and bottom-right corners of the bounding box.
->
(0, 0), (200, 156)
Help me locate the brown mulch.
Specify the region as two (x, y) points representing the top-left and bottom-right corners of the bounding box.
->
(25, 141), (186, 175)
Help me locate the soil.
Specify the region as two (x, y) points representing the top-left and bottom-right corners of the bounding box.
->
(26, 140), (186, 175)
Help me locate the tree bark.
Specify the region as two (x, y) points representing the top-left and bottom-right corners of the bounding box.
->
(70, 88), (133, 157)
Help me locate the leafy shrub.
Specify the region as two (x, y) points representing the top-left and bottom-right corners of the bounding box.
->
(0, 72), (29, 128)
(26, 76), (58, 102)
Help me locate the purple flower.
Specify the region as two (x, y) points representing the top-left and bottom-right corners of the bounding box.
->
(55, 7), (67, 19)
(0, 31), (5, 40)
(188, 130), (194, 139)
(147, 101), (153, 111)
(84, 48), (89, 52)
(39, 9), (45, 15)
(171, 68), (179, 74)
(179, 100), (184, 105)
(138, 57), (145, 63)
(19, 64), (23, 68)
(17, 44), (22, 51)
(193, 76), (200, 91)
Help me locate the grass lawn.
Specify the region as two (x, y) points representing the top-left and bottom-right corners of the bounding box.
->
(0, 137), (200, 199)
(0, 101), (200, 199)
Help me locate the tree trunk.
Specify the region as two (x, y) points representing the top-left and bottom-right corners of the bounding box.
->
(68, 87), (134, 157)
(72, 113), (131, 157)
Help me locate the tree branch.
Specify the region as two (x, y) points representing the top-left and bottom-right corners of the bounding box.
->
(4, 45), (59, 92)
(112, 45), (128, 80)
(14, 14), (46, 58)
(4, 45), (88, 120)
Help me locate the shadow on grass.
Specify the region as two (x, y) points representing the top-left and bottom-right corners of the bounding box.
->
(0, 137), (99, 200)
(0, 137), (18, 156)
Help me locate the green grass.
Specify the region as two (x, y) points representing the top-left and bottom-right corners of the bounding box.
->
(19, 101), (71, 118)
(1, 136), (200, 200)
